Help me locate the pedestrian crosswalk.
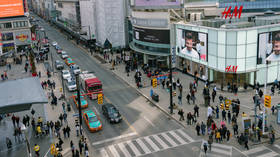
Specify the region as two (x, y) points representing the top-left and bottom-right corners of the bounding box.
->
(95, 128), (194, 157)
(199, 141), (232, 157)
(243, 145), (280, 157)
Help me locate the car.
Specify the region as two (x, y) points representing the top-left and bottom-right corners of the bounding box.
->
(73, 93), (88, 108)
(62, 54), (69, 59)
(61, 51), (67, 56)
(67, 80), (76, 92)
(70, 64), (81, 75)
(57, 49), (63, 54)
(83, 110), (102, 132)
(55, 45), (61, 50)
(62, 70), (71, 80)
(55, 60), (64, 70)
(102, 103), (122, 123)
(52, 41), (58, 47)
(65, 58), (75, 66)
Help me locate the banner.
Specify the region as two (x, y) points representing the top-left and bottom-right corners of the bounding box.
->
(0, 0), (24, 18)
(133, 26), (170, 44)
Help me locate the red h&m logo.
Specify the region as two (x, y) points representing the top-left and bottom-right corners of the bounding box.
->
(225, 65), (238, 73)
(222, 6), (243, 19)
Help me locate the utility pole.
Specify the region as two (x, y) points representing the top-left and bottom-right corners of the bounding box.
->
(254, 94), (258, 142)
(75, 74), (83, 134)
(263, 61), (268, 134)
(169, 55), (173, 114)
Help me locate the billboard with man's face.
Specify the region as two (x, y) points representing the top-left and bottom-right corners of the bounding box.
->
(258, 31), (280, 64)
(177, 29), (208, 62)
(0, 0), (24, 18)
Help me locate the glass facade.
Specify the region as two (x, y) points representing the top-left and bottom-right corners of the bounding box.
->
(175, 23), (280, 85)
(219, 0), (280, 11)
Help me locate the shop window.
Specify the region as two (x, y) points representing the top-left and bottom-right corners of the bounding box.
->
(1, 33), (14, 41)
(0, 22), (12, 29)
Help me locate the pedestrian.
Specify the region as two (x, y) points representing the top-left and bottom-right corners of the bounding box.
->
(216, 106), (219, 119)
(15, 116), (20, 127)
(233, 123), (238, 135)
(63, 112), (68, 124)
(271, 106), (275, 115)
(66, 125), (71, 138)
(191, 91), (196, 104)
(201, 122), (206, 136)
(212, 90), (216, 103)
(59, 114), (63, 125)
(196, 122), (201, 136)
(12, 114), (16, 127)
(226, 129), (231, 141)
(62, 102), (66, 112)
(75, 149), (80, 157)
(203, 142), (208, 154)
(63, 127), (67, 138)
(186, 93), (190, 104)
(53, 81), (56, 89)
(23, 116), (27, 127)
(161, 79), (165, 89)
(71, 140), (75, 157)
(34, 144), (40, 157)
(222, 110), (226, 121)
(79, 139), (83, 155)
(216, 131), (221, 143)
(244, 137), (249, 150)
(187, 112), (191, 125)
(219, 95), (223, 103)
(178, 109), (184, 121)
(208, 137), (213, 151)
(76, 125), (79, 136)
(13, 128), (18, 142)
(4, 71), (8, 79)
(194, 105), (199, 117)
(227, 111), (231, 124)
(178, 95), (182, 105)
(84, 143), (89, 157)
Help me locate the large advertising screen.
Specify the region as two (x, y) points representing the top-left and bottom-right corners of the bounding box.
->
(0, 0), (24, 18)
(133, 26), (170, 44)
(134, 0), (181, 8)
(177, 29), (208, 61)
(258, 31), (280, 64)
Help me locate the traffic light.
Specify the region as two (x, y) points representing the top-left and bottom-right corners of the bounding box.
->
(264, 95), (271, 108)
(220, 103), (224, 110)
(152, 78), (157, 88)
(98, 93), (103, 104)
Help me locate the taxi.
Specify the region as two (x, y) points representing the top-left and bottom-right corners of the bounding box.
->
(83, 110), (102, 132)
(65, 58), (75, 66)
(73, 93), (88, 109)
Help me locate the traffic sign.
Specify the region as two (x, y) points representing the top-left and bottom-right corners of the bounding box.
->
(97, 93), (103, 104)
(72, 113), (79, 117)
(264, 95), (271, 108)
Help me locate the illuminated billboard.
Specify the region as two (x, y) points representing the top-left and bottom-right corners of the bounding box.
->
(0, 0), (24, 18)
(258, 31), (280, 64)
(134, 0), (181, 9)
(133, 26), (170, 44)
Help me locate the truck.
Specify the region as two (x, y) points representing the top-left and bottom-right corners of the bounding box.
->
(79, 72), (102, 99)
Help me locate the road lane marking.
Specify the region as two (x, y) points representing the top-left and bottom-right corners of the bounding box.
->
(257, 151), (279, 157)
(126, 140), (141, 156)
(144, 136), (160, 152)
(169, 131), (187, 144)
(104, 95), (138, 134)
(136, 138), (151, 154)
(212, 143), (232, 150)
(152, 135), (169, 149)
(274, 144), (280, 149)
(118, 143), (131, 157)
(143, 116), (155, 127)
(92, 132), (137, 146)
(177, 129), (194, 142)
(93, 106), (100, 116)
(160, 133), (178, 147)
(108, 145), (120, 157)
(100, 148), (109, 157)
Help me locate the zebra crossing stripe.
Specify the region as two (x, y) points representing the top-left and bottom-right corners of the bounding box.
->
(136, 138), (151, 154)
(152, 135), (169, 149)
(169, 131), (187, 144)
(118, 143), (131, 157)
(274, 144), (280, 149)
(144, 136), (160, 152)
(161, 133), (178, 147)
(126, 140), (141, 156)
(177, 129), (194, 142)
(211, 147), (231, 155)
(257, 151), (279, 157)
(100, 148), (109, 157)
(212, 143), (232, 150)
(243, 146), (266, 155)
(108, 145), (120, 157)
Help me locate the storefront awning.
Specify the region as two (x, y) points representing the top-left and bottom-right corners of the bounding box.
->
(0, 77), (48, 114)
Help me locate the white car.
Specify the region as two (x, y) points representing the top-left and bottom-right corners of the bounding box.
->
(62, 70), (71, 80)
(61, 51), (67, 56)
(67, 80), (77, 92)
(62, 54), (69, 59)
(70, 65), (81, 75)
(52, 41), (57, 47)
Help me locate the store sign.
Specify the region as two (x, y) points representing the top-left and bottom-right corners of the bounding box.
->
(222, 6), (243, 19)
(133, 26), (170, 44)
(16, 34), (28, 42)
(225, 65), (238, 73)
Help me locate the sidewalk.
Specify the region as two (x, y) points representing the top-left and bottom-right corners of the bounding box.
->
(75, 47), (280, 149)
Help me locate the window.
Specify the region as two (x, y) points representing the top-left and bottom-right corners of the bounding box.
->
(1, 33), (14, 41)
(13, 21), (28, 28)
(58, 3), (63, 8)
(0, 22), (12, 29)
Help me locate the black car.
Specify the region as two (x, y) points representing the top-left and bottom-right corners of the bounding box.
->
(102, 103), (122, 123)
(55, 60), (64, 70)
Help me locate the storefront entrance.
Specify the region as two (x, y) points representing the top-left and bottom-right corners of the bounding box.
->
(178, 57), (207, 80)
(212, 70), (252, 87)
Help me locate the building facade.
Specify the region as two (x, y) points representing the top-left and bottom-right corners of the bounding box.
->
(173, 15), (280, 86)
(79, 0), (96, 40)
(0, 17), (32, 55)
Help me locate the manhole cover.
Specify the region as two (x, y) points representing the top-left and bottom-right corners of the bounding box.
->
(192, 146), (199, 152)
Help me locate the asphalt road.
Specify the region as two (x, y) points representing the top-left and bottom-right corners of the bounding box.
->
(34, 16), (248, 157)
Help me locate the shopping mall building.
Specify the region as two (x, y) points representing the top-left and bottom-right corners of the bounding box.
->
(173, 14), (280, 86)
